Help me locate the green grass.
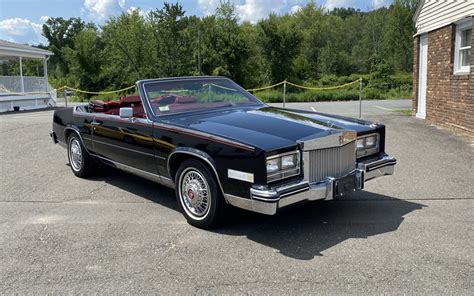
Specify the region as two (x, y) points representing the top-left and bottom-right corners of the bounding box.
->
(392, 109), (412, 116)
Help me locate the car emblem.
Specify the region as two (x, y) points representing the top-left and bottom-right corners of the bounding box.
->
(339, 131), (356, 145)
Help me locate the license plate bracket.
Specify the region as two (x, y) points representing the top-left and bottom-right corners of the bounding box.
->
(335, 174), (357, 196)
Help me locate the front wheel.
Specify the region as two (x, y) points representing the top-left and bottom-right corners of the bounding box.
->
(175, 159), (225, 228)
(67, 133), (95, 177)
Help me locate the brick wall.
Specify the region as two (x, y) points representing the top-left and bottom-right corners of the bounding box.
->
(412, 24), (474, 136)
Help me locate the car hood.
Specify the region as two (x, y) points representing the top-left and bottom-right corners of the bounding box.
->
(161, 106), (375, 151)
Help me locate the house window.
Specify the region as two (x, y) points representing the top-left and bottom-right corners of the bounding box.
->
(454, 19), (472, 74)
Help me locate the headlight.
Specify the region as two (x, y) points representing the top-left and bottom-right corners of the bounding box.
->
(356, 134), (379, 158)
(266, 151), (300, 182)
(365, 136), (377, 148)
(281, 154), (296, 169)
(266, 158), (280, 173)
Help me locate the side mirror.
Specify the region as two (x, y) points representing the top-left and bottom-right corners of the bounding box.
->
(119, 107), (133, 118)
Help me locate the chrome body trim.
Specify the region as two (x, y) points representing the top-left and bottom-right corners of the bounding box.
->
(225, 153), (396, 215)
(357, 154), (397, 181)
(93, 139), (157, 158)
(305, 141), (356, 183)
(227, 169), (254, 183)
(267, 150), (300, 160)
(63, 126), (92, 154)
(92, 154), (174, 188)
(224, 194), (277, 215)
(299, 130), (357, 151)
(167, 148), (227, 200)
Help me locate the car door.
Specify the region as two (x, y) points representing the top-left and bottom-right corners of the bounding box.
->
(91, 114), (157, 174)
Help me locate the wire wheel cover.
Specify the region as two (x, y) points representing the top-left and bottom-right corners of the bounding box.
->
(180, 169), (210, 218)
(69, 138), (82, 171)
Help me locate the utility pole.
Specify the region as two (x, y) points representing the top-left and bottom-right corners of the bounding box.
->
(358, 78), (362, 118)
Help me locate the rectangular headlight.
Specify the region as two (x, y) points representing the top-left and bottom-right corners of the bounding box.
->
(266, 151), (300, 182)
(281, 154), (296, 169)
(266, 158), (280, 173)
(356, 134), (379, 158)
(365, 136), (377, 148)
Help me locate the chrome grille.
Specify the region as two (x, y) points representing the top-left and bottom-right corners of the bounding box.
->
(307, 141), (356, 182)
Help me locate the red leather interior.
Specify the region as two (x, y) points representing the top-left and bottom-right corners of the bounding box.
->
(89, 94), (213, 117)
(89, 95), (146, 118)
(120, 95), (141, 105)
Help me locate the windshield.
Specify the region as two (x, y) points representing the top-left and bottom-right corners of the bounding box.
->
(142, 77), (263, 116)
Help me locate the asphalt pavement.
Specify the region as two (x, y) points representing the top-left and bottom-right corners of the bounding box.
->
(0, 99), (473, 294)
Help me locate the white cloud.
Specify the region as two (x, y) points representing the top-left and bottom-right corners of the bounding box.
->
(371, 0), (391, 9)
(236, 0), (289, 23)
(40, 16), (50, 22)
(290, 5), (302, 14)
(324, 0), (391, 10)
(197, 0), (221, 16)
(0, 18), (47, 45)
(324, 0), (354, 10)
(198, 0), (302, 23)
(126, 6), (147, 17)
(84, 0), (126, 20)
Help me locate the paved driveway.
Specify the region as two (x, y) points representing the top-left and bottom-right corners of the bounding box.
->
(0, 100), (472, 294)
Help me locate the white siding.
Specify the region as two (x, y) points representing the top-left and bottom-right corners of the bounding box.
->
(415, 0), (474, 34)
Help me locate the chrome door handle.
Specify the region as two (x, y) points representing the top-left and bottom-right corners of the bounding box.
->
(91, 121), (101, 126)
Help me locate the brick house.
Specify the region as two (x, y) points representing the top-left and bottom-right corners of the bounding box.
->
(413, 1), (473, 135)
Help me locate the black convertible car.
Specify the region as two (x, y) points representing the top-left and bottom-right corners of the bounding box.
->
(50, 76), (396, 228)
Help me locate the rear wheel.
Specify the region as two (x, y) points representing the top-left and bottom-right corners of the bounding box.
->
(67, 133), (95, 177)
(175, 159), (225, 228)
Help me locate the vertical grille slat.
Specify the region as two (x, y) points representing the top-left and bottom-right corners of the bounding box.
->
(308, 141), (356, 182)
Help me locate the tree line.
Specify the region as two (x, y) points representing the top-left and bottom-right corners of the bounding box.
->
(38, 0), (417, 100)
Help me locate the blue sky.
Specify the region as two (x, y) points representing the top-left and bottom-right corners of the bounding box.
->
(0, 0), (392, 45)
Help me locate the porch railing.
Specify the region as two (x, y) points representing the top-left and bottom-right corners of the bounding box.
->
(0, 76), (57, 106)
(0, 76), (50, 93)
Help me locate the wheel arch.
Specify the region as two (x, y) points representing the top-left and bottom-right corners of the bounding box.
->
(167, 148), (226, 198)
(64, 126), (91, 154)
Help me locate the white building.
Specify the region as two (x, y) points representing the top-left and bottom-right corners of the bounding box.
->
(0, 39), (57, 112)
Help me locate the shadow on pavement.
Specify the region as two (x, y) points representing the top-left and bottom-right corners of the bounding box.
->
(219, 194), (424, 260)
(88, 166), (424, 260)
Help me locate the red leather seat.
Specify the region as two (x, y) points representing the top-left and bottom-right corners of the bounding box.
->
(120, 95), (145, 118)
(90, 95), (145, 118)
(120, 95), (141, 106)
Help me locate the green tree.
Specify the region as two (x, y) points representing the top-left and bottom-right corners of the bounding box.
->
(259, 14), (302, 83)
(101, 10), (156, 87)
(42, 17), (91, 74)
(200, 1), (251, 83)
(384, 0), (419, 72)
(149, 3), (196, 77)
(63, 29), (104, 91)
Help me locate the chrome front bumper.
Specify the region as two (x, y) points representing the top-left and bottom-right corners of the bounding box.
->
(225, 154), (396, 215)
